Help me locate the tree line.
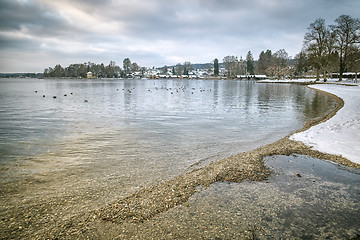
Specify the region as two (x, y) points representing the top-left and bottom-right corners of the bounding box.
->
(43, 15), (359, 80)
(219, 15), (360, 81)
(43, 58), (145, 78)
(220, 49), (291, 79)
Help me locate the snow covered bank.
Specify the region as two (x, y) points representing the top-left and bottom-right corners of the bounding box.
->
(290, 84), (360, 164)
(257, 79), (315, 84)
(257, 78), (359, 85)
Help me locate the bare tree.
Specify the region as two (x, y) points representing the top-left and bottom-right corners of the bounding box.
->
(131, 62), (139, 73)
(183, 61), (192, 75)
(348, 48), (360, 82)
(265, 66), (278, 79)
(175, 63), (183, 76)
(223, 55), (238, 78)
(330, 15), (360, 81)
(272, 49), (289, 79)
(303, 18), (335, 81)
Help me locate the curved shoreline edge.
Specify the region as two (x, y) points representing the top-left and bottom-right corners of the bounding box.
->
(54, 84), (360, 237)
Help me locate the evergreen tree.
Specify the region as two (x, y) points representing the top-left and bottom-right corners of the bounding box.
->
(246, 51), (255, 75)
(123, 58), (131, 76)
(162, 65), (168, 75)
(214, 58), (219, 76)
(256, 50), (272, 75)
(100, 63), (105, 78)
(53, 64), (64, 77)
(294, 51), (308, 76)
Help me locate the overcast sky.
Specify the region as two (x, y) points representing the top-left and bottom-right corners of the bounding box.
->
(0, 0), (359, 73)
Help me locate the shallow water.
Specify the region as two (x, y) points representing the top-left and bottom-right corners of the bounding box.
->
(0, 78), (337, 227)
(114, 154), (360, 239)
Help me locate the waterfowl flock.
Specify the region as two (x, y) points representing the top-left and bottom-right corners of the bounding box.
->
(34, 83), (212, 104)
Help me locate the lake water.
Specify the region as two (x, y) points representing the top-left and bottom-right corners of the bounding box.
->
(0, 78), (337, 223)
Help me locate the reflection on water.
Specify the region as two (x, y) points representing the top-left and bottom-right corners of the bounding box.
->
(0, 79), (337, 222)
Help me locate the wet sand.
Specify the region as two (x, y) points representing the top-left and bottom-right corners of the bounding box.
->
(1, 85), (360, 239)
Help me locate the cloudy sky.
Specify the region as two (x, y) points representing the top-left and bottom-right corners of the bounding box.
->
(0, 0), (359, 73)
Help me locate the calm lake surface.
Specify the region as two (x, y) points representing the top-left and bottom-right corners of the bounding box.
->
(0, 78), (337, 221)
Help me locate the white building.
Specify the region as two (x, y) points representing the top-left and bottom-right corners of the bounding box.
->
(86, 71), (95, 79)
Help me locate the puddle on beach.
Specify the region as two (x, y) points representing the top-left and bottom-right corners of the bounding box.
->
(104, 154), (360, 240)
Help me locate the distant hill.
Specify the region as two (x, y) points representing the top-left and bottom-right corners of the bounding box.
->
(0, 73), (43, 78)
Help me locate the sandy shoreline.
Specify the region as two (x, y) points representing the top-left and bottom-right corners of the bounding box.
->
(1, 83), (359, 239)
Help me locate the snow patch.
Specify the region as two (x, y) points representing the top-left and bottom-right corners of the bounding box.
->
(290, 84), (360, 164)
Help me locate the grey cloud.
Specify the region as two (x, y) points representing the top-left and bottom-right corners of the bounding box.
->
(0, 0), (74, 38)
(0, 33), (39, 50)
(1, 0), (359, 72)
(0, 0), (43, 30)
